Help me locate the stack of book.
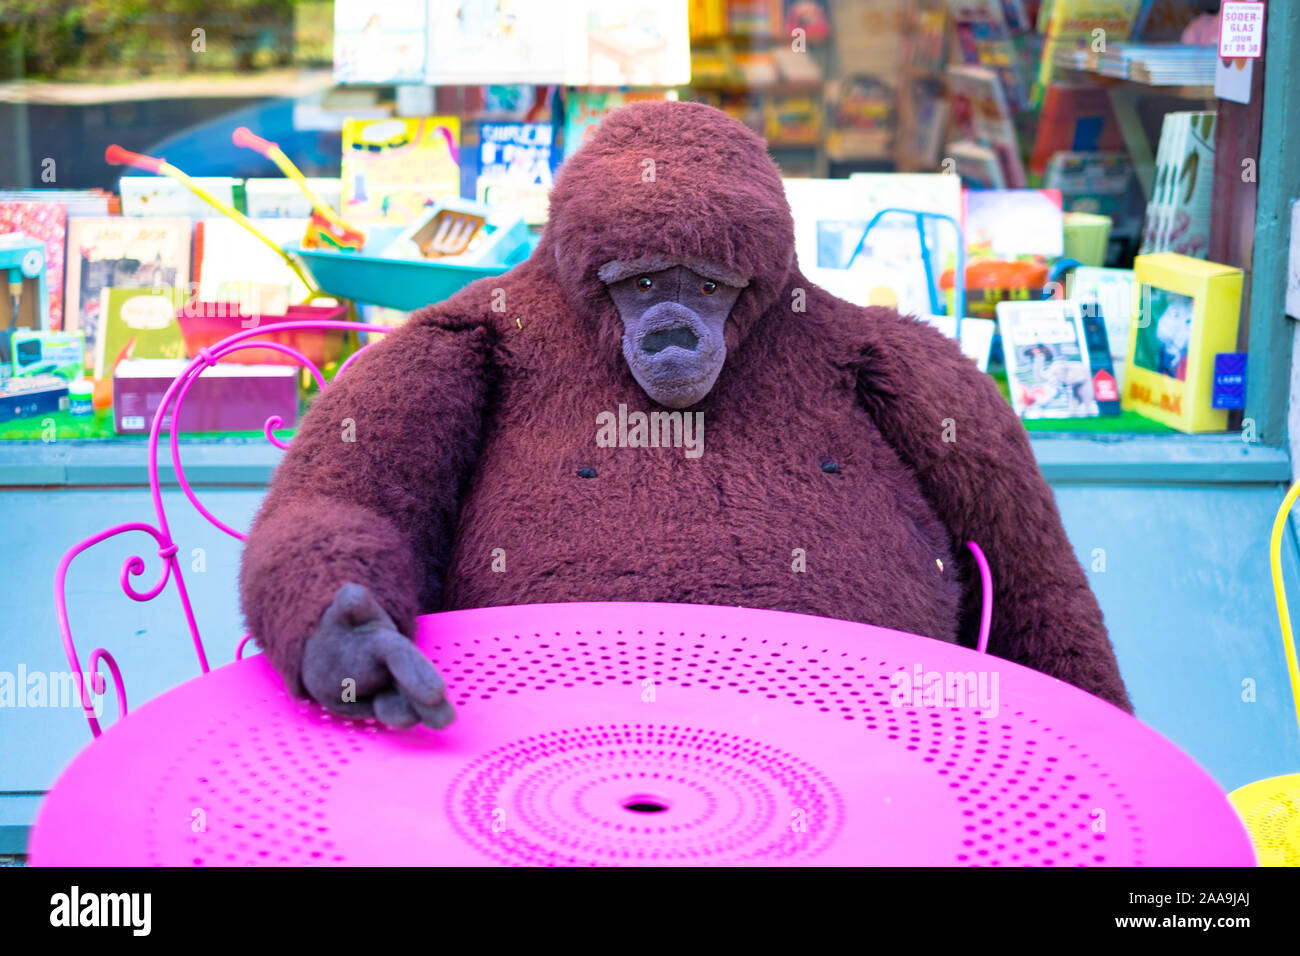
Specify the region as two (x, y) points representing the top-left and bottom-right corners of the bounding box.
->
(1094, 43), (1218, 86)
(945, 64), (1027, 189)
(1036, 0), (1143, 96)
(1139, 111), (1217, 259)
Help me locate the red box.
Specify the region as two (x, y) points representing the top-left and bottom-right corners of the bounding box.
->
(113, 359), (299, 435)
(175, 302), (351, 367)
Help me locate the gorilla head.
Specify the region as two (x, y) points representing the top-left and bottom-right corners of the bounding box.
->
(541, 100), (796, 411)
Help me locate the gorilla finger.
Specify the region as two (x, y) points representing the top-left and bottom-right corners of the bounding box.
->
(406, 696), (456, 731)
(374, 633), (447, 707)
(372, 689), (420, 729)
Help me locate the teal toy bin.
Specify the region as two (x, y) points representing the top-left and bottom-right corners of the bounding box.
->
(289, 227), (536, 311)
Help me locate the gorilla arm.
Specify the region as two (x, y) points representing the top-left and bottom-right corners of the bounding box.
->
(239, 313), (495, 724)
(854, 307), (1132, 712)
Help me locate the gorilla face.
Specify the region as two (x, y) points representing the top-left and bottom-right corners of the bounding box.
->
(603, 265), (745, 409)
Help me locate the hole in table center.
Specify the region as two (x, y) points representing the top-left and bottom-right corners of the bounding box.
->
(622, 794), (671, 814)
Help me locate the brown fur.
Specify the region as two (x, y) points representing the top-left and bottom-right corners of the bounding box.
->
(240, 101), (1131, 711)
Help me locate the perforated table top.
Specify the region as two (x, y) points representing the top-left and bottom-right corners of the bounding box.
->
(30, 602), (1255, 866)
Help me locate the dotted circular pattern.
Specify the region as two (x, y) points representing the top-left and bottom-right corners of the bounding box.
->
(447, 724), (844, 865)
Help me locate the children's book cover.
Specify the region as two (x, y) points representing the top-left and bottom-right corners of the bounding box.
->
(333, 0), (427, 84)
(0, 200), (67, 330)
(474, 122), (556, 225)
(1070, 265), (1135, 366)
(341, 117), (461, 224)
(119, 177), (240, 218)
(784, 174), (962, 318)
(94, 286), (188, 379)
(964, 188), (1064, 262)
(64, 217), (192, 357)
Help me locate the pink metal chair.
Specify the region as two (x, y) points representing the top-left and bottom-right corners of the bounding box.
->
(53, 318), (393, 737)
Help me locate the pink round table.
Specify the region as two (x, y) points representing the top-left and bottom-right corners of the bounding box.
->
(30, 602), (1254, 866)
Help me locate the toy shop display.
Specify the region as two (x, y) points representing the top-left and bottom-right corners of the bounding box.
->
(0, 0), (1271, 443)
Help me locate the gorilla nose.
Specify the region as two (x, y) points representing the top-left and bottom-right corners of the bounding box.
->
(641, 326), (699, 354)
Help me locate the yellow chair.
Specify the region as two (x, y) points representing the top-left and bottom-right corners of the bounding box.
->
(1227, 480), (1300, 865)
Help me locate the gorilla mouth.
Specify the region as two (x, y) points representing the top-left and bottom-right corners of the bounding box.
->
(641, 326), (700, 355)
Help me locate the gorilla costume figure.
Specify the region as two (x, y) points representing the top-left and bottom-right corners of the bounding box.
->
(240, 101), (1130, 729)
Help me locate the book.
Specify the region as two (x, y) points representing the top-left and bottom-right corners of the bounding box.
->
(340, 116), (461, 225)
(784, 173), (962, 317)
(1029, 84), (1123, 176)
(64, 217), (192, 359)
(244, 178), (343, 219)
(562, 90), (675, 157)
(963, 188), (1064, 262)
(1044, 151), (1140, 239)
(907, 75), (950, 169)
(0, 189), (113, 217)
(997, 298), (1099, 418)
(825, 74), (895, 162)
(422, 0), (690, 86)
(473, 122), (556, 226)
(1080, 306), (1123, 414)
(332, 0), (428, 84)
(918, 314), (998, 372)
(948, 0), (1033, 112)
(119, 177), (240, 218)
(946, 141), (1007, 189)
(0, 200), (68, 330)
(194, 218), (315, 308)
(1036, 0), (1143, 98)
(94, 286), (188, 379)
(946, 64), (1027, 188)
(1094, 42), (1217, 85)
(1123, 252), (1242, 432)
(764, 93), (822, 145)
(1069, 264), (1134, 367)
(1139, 111), (1215, 258)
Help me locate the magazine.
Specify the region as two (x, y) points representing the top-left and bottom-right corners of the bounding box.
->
(997, 298), (1098, 418)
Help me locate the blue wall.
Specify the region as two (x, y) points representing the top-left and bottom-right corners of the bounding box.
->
(2, 438), (1298, 852)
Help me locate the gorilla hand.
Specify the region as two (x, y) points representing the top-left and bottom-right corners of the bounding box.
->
(302, 583), (455, 730)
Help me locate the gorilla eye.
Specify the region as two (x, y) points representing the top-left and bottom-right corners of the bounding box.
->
(701, 280), (717, 294)
(636, 276), (653, 291)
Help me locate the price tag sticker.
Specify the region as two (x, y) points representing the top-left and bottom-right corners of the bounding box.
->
(1219, 1), (1266, 59)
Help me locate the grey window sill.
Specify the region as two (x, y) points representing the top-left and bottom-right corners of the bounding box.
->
(0, 433), (1290, 487)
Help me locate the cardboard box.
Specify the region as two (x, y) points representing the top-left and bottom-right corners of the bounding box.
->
(1123, 253), (1243, 432)
(113, 359), (298, 435)
(0, 373), (68, 421)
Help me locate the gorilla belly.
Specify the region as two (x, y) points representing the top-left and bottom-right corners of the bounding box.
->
(437, 419), (964, 645)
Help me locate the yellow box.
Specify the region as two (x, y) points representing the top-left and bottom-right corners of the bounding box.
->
(1122, 253), (1243, 433)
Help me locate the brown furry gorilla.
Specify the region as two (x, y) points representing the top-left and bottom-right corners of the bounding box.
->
(239, 100), (1130, 729)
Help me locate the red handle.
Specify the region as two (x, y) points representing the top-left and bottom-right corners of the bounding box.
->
(232, 126), (278, 156)
(105, 144), (164, 174)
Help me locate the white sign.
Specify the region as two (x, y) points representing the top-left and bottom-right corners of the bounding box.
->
(1286, 200), (1300, 320)
(1219, 1), (1266, 59)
